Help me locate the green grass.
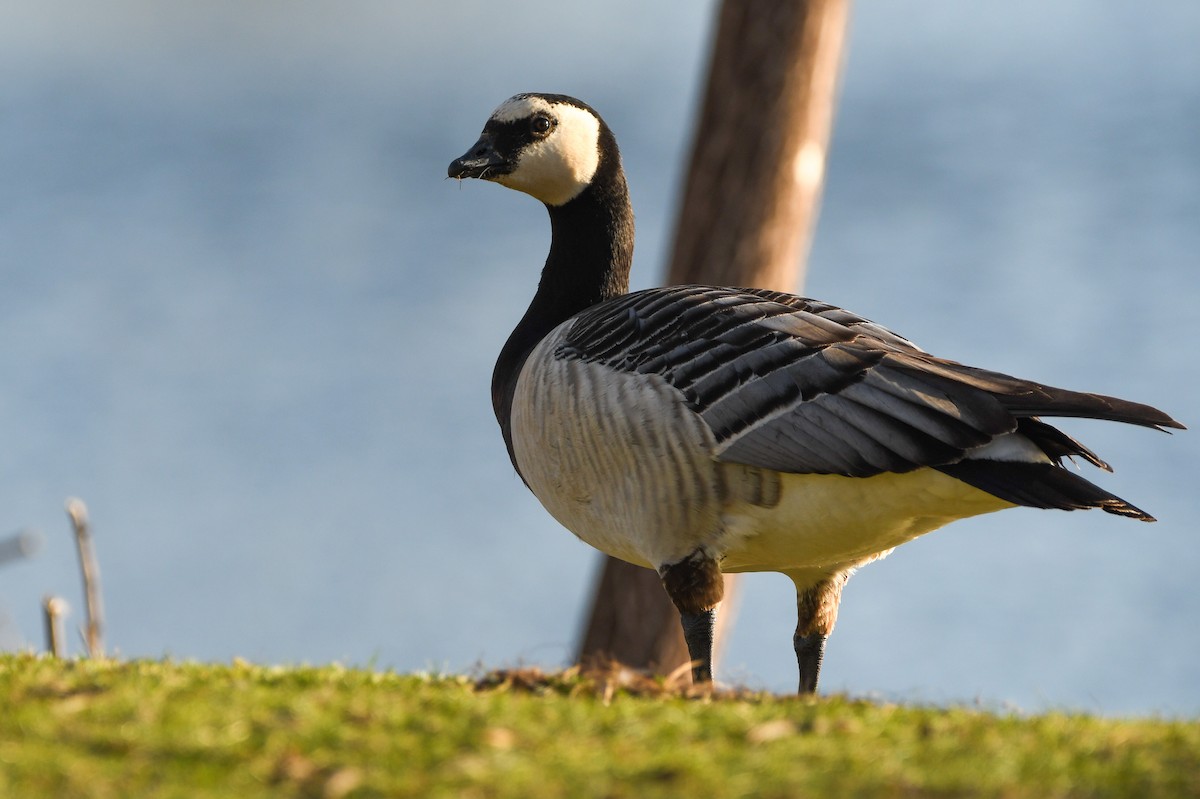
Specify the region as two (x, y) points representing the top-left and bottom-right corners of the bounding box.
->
(1, 654), (1197, 798)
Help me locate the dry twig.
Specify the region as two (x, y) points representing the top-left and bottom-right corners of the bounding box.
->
(66, 498), (104, 658)
(42, 595), (68, 657)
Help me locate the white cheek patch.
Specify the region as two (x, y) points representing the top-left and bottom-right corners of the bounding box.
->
(491, 98), (602, 206)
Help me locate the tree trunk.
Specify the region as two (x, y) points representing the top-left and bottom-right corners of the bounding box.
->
(576, 0), (850, 679)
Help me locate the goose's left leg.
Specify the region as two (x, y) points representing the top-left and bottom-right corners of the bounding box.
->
(659, 550), (724, 684)
(787, 570), (850, 695)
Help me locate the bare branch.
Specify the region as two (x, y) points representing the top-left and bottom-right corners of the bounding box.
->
(42, 595), (69, 658)
(66, 498), (105, 659)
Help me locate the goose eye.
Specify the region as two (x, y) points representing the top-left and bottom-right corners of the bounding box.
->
(530, 115), (554, 136)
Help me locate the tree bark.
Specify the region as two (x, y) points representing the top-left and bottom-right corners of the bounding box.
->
(576, 0), (849, 679)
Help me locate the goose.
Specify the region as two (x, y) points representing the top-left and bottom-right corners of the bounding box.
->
(447, 92), (1184, 694)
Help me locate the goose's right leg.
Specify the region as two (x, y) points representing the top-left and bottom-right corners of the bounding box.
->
(659, 550), (724, 684)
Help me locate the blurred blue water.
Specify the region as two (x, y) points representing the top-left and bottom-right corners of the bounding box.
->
(1, 2), (1197, 715)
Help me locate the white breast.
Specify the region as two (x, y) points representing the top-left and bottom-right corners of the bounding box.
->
(511, 323), (726, 568)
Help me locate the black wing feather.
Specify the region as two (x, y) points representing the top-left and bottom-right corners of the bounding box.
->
(936, 461), (1155, 521)
(557, 285), (1184, 487)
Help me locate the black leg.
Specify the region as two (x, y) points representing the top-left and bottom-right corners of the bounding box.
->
(789, 571), (849, 696)
(679, 607), (717, 682)
(659, 550), (724, 685)
(794, 631), (826, 695)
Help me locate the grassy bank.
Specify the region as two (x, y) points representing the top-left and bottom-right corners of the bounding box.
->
(1, 654), (1197, 798)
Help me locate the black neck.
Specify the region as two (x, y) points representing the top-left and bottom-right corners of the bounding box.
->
(528, 178), (634, 328)
(491, 161), (634, 473)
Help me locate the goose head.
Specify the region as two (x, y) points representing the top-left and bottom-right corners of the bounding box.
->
(448, 93), (608, 207)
